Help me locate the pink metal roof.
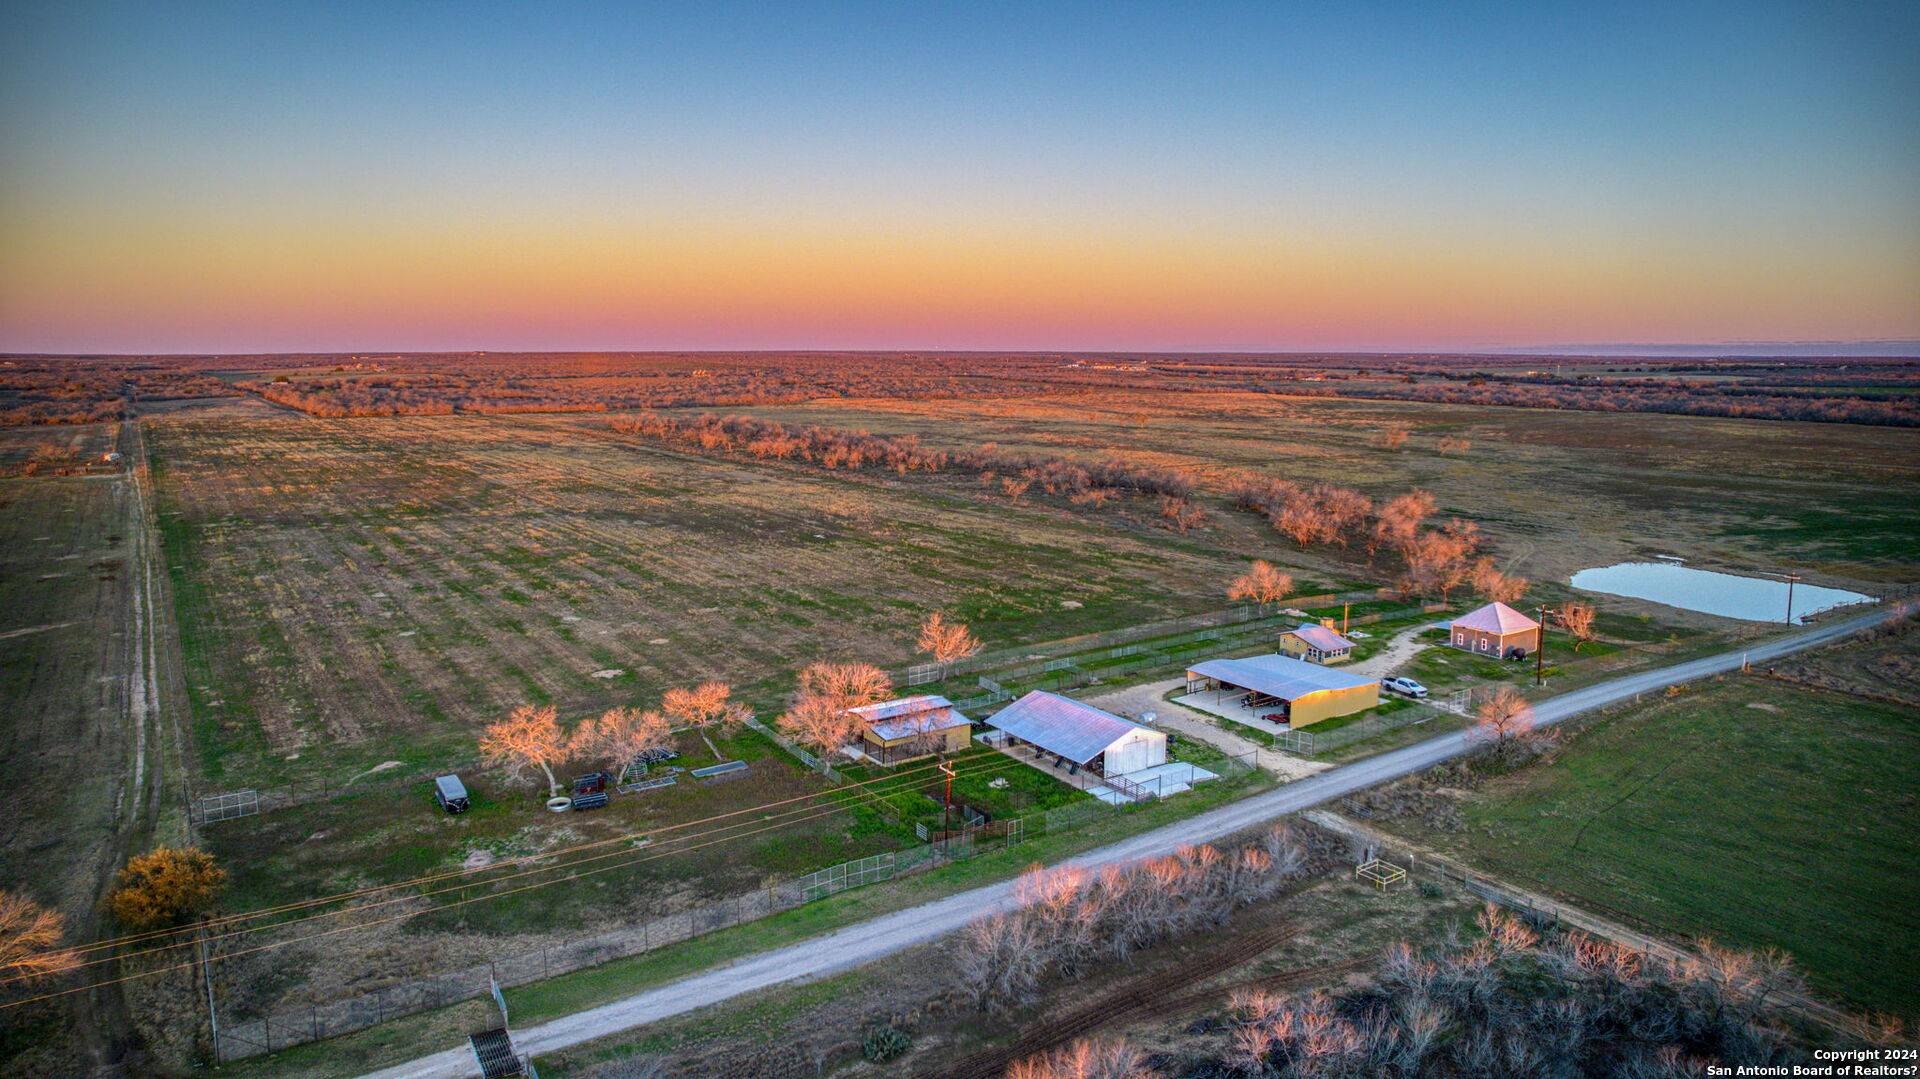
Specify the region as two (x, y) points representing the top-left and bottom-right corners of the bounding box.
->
(1452, 601), (1539, 634)
(1286, 623), (1353, 652)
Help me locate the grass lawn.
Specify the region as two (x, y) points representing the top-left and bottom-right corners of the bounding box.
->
(1385, 677), (1920, 1017)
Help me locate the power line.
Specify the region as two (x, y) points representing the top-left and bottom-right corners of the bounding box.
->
(4, 753), (1030, 986)
(1, 764), (1016, 1012)
(51, 751), (974, 958)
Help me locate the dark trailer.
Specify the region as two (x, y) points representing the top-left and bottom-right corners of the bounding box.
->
(434, 774), (471, 813)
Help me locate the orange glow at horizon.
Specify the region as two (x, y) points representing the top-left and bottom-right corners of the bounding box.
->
(7, 198), (1916, 353)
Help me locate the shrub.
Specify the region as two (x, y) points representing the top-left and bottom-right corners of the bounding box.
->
(862, 1025), (912, 1062)
(106, 848), (225, 929)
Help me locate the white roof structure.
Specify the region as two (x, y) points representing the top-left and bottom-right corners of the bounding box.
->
(986, 690), (1154, 765)
(1452, 601), (1539, 634)
(1285, 623), (1354, 652)
(1187, 654), (1375, 701)
(850, 695), (968, 740)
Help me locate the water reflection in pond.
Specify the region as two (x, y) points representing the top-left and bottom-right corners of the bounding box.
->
(1569, 562), (1874, 624)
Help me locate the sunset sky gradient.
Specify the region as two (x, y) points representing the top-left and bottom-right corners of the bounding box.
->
(3, 1), (1917, 353)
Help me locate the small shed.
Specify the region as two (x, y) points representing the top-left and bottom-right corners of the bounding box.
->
(1184, 654), (1379, 728)
(851, 695), (971, 764)
(986, 691), (1166, 776)
(1277, 621), (1355, 664)
(1450, 602), (1540, 657)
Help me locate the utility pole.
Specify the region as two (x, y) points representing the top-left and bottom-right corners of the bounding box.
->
(1342, 602), (1350, 635)
(939, 759), (956, 848)
(1780, 573), (1801, 624)
(1535, 604), (1548, 687)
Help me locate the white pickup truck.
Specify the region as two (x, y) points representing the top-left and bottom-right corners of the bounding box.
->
(1383, 677), (1429, 699)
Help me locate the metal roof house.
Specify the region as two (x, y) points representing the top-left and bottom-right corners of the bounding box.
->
(849, 695), (971, 764)
(1185, 654), (1379, 728)
(1277, 622), (1355, 664)
(1450, 602), (1540, 658)
(986, 690), (1166, 776)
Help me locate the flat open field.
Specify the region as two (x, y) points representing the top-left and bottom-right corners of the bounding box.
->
(1381, 676), (1920, 1017)
(735, 390), (1920, 586)
(0, 449), (138, 918)
(148, 401), (1280, 788)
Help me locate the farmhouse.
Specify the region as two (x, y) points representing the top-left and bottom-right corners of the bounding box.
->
(1450, 601), (1540, 658)
(1276, 621), (1355, 664)
(1183, 654), (1379, 728)
(985, 690), (1166, 777)
(850, 695), (971, 765)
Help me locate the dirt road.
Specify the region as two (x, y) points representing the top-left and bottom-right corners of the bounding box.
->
(1344, 621), (1436, 679)
(361, 601), (1907, 1079)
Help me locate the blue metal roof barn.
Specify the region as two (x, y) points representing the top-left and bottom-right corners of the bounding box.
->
(1185, 654), (1374, 701)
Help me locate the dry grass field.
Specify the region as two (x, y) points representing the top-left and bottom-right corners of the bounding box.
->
(0, 436), (140, 917)
(148, 399), (1293, 787)
(734, 389), (1920, 586)
(5, 374), (1916, 1074)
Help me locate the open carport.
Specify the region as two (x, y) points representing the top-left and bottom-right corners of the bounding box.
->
(1182, 654), (1379, 729)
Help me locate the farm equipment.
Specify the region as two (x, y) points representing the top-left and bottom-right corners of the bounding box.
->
(570, 771), (610, 811)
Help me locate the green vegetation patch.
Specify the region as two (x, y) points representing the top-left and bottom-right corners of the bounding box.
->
(1400, 678), (1920, 1017)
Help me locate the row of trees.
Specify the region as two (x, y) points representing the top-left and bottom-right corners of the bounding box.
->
(1224, 482), (1527, 604)
(609, 412), (1197, 505)
(957, 825), (1312, 1011)
(482, 612), (984, 788)
(774, 612), (983, 758)
(1, 847), (231, 992)
(1008, 908), (1821, 1078)
(479, 681), (748, 796)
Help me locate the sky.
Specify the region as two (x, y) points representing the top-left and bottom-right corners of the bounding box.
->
(2, 1), (1916, 354)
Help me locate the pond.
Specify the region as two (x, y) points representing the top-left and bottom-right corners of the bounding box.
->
(1570, 562), (1875, 624)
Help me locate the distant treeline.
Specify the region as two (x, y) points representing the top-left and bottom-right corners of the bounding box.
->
(5, 351), (1915, 427)
(610, 411), (1529, 604)
(608, 411), (1196, 499)
(0, 366), (234, 427)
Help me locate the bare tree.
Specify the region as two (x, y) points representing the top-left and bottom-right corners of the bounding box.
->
(1227, 560), (1294, 613)
(1472, 686), (1535, 745)
(1006, 1039), (1160, 1079)
(1159, 495), (1209, 533)
(1272, 499), (1328, 549)
(479, 704), (572, 797)
(0, 891), (76, 984)
(1315, 485), (1372, 546)
(917, 611), (982, 677)
(1557, 601), (1597, 651)
(955, 912), (1047, 1011)
(570, 706), (671, 775)
(797, 661), (892, 707)
(1378, 425), (1411, 450)
(776, 694), (864, 760)
(663, 680), (739, 757)
(1370, 489), (1436, 558)
(1471, 558), (1529, 604)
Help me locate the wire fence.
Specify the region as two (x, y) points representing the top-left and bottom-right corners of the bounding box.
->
(897, 588), (1396, 686)
(1276, 704), (1447, 756)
